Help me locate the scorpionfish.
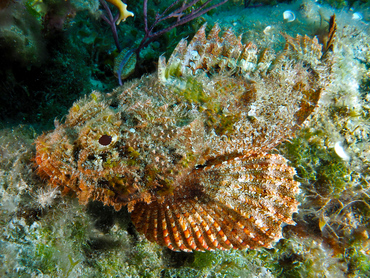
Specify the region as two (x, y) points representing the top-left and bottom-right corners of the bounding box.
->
(35, 21), (335, 252)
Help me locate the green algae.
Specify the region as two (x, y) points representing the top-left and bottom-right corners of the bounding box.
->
(283, 128), (352, 198)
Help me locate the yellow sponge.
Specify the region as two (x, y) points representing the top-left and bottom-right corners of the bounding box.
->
(106, 0), (134, 25)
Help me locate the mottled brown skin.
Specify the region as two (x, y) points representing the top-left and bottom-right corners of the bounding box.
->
(35, 23), (334, 252)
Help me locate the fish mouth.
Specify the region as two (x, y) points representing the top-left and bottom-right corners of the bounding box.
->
(97, 178), (141, 203)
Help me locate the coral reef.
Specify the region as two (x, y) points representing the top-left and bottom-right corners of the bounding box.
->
(35, 21), (334, 252)
(1, 0), (370, 276)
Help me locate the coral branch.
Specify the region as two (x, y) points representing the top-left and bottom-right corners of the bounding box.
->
(135, 0), (229, 56)
(99, 0), (122, 52)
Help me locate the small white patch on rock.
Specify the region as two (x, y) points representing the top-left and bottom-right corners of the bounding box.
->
(334, 142), (350, 161)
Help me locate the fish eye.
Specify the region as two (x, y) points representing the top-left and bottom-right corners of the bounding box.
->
(99, 135), (112, 146)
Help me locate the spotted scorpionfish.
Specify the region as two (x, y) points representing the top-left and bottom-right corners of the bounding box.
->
(35, 20), (335, 252)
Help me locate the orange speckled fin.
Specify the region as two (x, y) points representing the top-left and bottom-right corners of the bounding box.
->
(131, 153), (300, 252)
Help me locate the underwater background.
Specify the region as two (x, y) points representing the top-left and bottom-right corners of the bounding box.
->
(0, 0), (370, 277)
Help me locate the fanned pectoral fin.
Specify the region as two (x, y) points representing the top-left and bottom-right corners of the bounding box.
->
(131, 194), (237, 252)
(131, 153), (300, 252)
(131, 195), (274, 252)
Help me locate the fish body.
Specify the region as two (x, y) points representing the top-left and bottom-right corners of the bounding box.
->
(35, 24), (334, 252)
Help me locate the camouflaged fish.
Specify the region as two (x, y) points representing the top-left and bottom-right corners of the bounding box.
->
(35, 20), (335, 252)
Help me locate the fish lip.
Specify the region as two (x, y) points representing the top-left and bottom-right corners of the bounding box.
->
(114, 189), (141, 203)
